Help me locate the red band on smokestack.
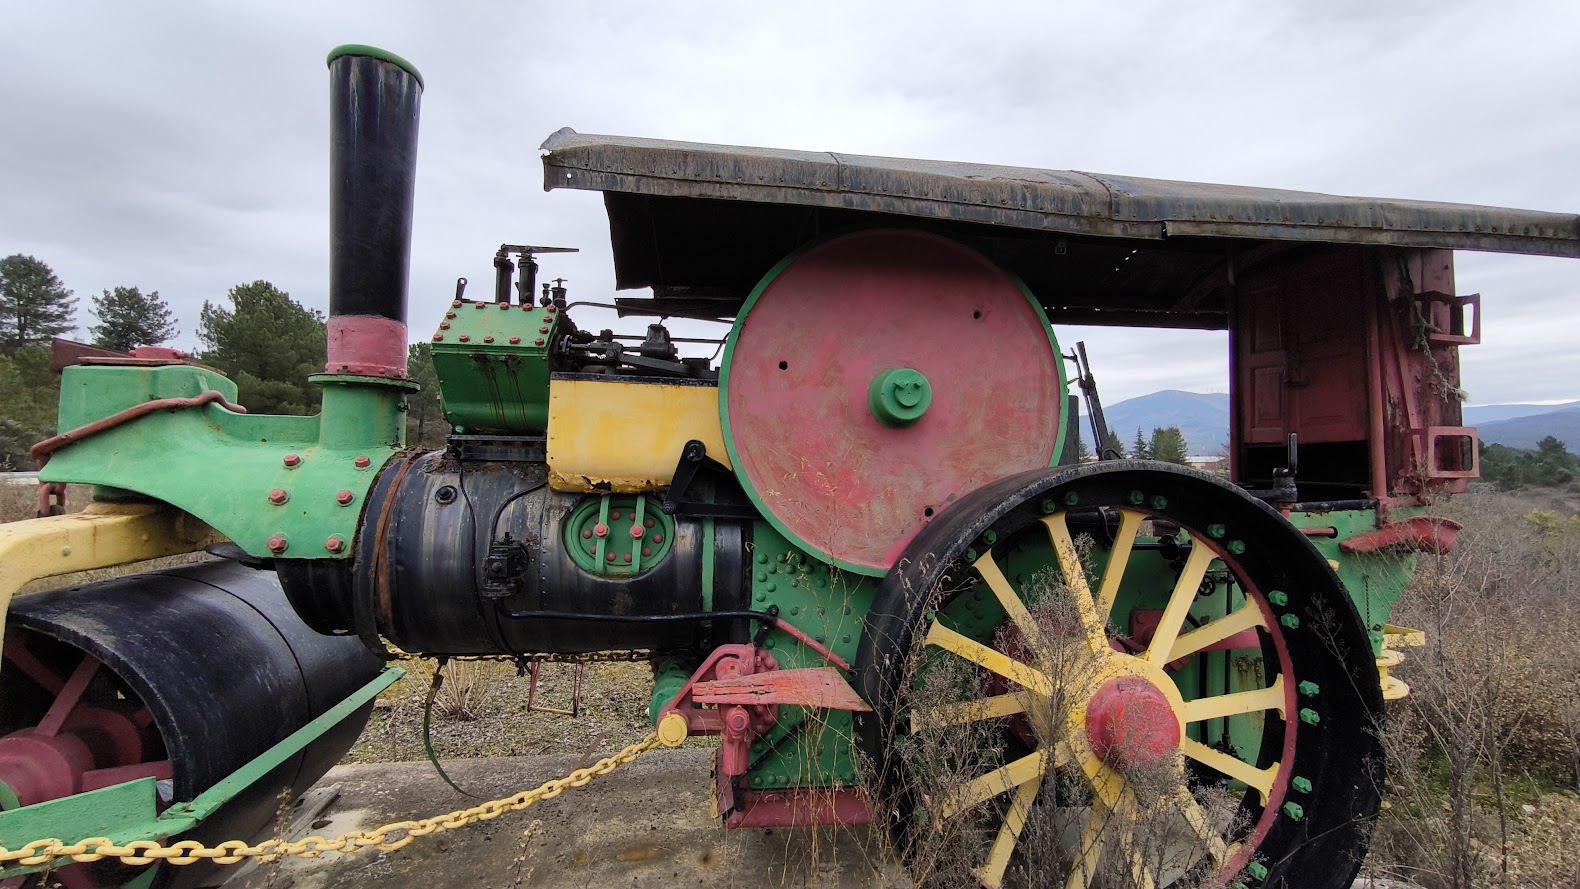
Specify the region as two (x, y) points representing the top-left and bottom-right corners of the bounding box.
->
(326, 314), (409, 378)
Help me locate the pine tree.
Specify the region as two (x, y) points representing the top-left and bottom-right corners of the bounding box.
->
(90, 286), (179, 352)
(0, 255), (77, 355)
(1132, 428), (1151, 460)
(1103, 429), (1126, 459)
(197, 281), (326, 415)
(406, 342), (449, 447)
(1149, 426), (1190, 465)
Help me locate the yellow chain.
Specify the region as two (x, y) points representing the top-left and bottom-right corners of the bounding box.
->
(0, 732), (660, 869)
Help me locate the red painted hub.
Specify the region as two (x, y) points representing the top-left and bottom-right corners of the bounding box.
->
(1084, 675), (1181, 769)
(721, 230), (1066, 575)
(0, 730), (94, 806)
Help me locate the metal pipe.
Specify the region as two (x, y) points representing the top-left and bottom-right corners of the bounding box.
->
(324, 45), (423, 379)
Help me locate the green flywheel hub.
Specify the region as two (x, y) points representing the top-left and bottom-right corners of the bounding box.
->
(564, 494), (675, 575)
(868, 367), (933, 427)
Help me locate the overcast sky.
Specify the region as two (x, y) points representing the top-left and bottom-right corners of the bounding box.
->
(2, 1), (1576, 405)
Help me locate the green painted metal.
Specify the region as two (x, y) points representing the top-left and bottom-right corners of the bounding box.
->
(1287, 507), (1416, 655)
(0, 666), (402, 879)
(326, 44), (425, 88)
(430, 301), (561, 434)
(867, 367), (932, 427)
(563, 494), (674, 575)
(40, 365), (410, 559)
(648, 657), (695, 726)
(743, 525), (875, 790)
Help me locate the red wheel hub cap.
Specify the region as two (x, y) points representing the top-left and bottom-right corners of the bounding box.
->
(1084, 675), (1181, 769)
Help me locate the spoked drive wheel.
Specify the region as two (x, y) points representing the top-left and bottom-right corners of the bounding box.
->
(855, 462), (1383, 889)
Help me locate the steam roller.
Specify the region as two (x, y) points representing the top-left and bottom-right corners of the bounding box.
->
(4, 38), (1576, 889)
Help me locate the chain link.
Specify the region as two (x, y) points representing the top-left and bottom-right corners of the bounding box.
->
(0, 732), (660, 870)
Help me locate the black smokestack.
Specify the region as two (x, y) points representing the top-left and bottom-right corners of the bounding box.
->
(324, 45), (422, 379)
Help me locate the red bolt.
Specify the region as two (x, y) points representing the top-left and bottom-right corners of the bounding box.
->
(498, 303), (510, 310)
(283, 454), (301, 468)
(324, 535), (346, 553)
(354, 455), (372, 469)
(432, 333), (443, 342)
(266, 534), (288, 554)
(509, 336), (520, 345)
(445, 311), (456, 319)
(611, 510), (621, 520)
(644, 518), (655, 528)
(581, 529), (592, 540)
(267, 488), (289, 504)
(474, 302), (486, 310)
(652, 534), (664, 544)
(641, 546), (652, 557)
(546, 305), (557, 314)
(538, 325), (549, 334)
(586, 545), (595, 555)
(623, 553), (632, 563)
(451, 300), (461, 308)
(439, 321), (451, 329)
(630, 524), (644, 539)
(593, 523), (609, 538)
(483, 335), (494, 344)
(459, 334), (470, 342)
(336, 489), (355, 506)
(605, 552), (616, 563)
(533, 337), (544, 346)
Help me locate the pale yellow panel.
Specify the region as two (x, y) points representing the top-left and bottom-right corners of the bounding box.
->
(547, 379), (730, 493)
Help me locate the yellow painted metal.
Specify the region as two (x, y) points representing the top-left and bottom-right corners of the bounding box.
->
(1180, 737), (1279, 804)
(545, 379), (730, 492)
(1093, 509), (1143, 623)
(1143, 542), (1215, 669)
(924, 622), (1051, 695)
(656, 711), (689, 748)
(1038, 515), (1111, 654)
(1180, 674), (1286, 723)
(910, 691), (1031, 733)
(1378, 623), (1425, 700)
(1168, 603), (1267, 662)
(973, 774), (1039, 889)
(0, 504), (220, 658)
(934, 748), (1046, 821)
(973, 549), (1057, 656)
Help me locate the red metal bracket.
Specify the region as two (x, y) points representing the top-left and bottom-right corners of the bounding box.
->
(1415, 290), (1481, 346)
(1339, 515), (1461, 555)
(1410, 426), (1480, 480)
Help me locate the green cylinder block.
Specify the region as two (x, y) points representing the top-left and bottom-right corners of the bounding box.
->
(649, 657), (695, 725)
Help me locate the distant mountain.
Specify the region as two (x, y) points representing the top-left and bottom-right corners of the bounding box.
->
(1477, 405), (1580, 450)
(1078, 390), (1230, 456)
(1463, 401), (1579, 425)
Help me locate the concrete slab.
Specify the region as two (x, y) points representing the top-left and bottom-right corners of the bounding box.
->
(230, 750), (905, 889)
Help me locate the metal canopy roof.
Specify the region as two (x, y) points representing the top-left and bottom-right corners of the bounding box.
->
(540, 128), (1579, 327)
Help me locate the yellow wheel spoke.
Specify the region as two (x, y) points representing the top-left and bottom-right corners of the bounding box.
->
(974, 550), (1054, 656)
(972, 771), (1041, 889)
(911, 691), (1031, 733)
(1095, 509), (1145, 625)
(1171, 787), (1231, 867)
(1180, 737), (1279, 804)
(1167, 603), (1266, 662)
(1144, 542), (1216, 668)
(1179, 675), (1286, 724)
(936, 748), (1047, 821)
(1040, 514), (1110, 654)
(1114, 825), (1160, 889)
(1065, 799), (1113, 889)
(924, 622), (1051, 694)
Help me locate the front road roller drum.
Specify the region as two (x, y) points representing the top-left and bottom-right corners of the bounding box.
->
(0, 561), (382, 888)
